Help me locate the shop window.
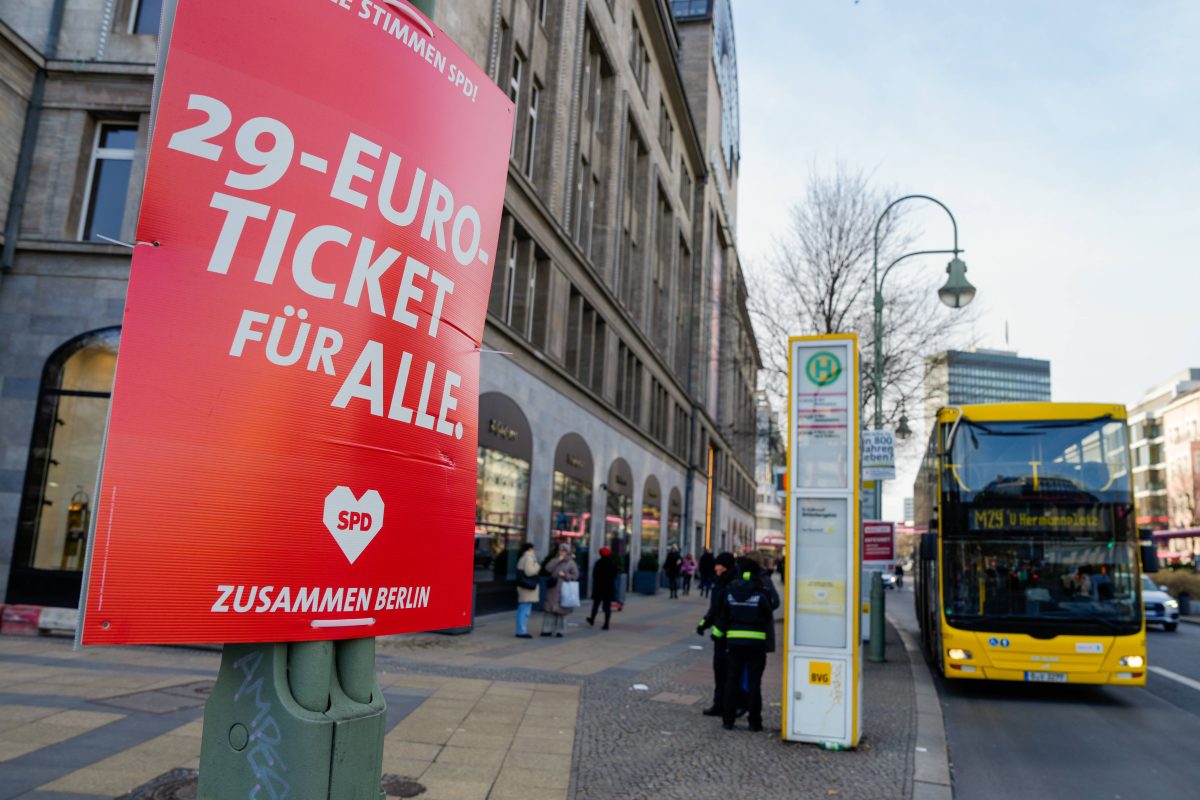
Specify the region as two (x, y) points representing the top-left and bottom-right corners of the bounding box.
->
(667, 489), (682, 552)
(604, 489), (632, 576)
(81, 124), (137, 242)
(641, 478), (661, 558)
(476, 447), (530, 583)
(129, 0), (163, 35)
(15, 328), (120, 577)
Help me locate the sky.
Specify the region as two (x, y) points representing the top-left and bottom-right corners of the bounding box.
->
(732, 0), (1200, 517)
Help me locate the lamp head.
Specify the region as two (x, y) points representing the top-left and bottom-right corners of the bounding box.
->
(938, 257), (976, 309)
(896, 414), (912, 441)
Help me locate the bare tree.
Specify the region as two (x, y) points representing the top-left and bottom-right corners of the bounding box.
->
(748, 164), (976, 433)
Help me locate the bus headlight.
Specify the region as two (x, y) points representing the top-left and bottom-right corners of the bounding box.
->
(1165, 599), (1179, 609)
(948, 648), (972, 660)
(1120, 656), (1144, 668)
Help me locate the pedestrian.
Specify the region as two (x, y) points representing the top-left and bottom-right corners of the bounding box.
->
(697, 552), (737, 717)
(664, 547), (682, 599)
(715, 558), (775, 732)
(540, 543), (580, 637)
(893, 562), (904, 590)
(698, 549), (716, 597)
(680, 553), (697, 595)
(776, 554), (786, 584)
(587, 546), (618, 630)
(514, 542), (540, 638)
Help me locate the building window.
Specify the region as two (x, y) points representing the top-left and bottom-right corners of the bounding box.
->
(630, 16), (649, 96)
(491, 216), (550, 348)
(14, 328), (119, 586)
(658, 100), (674, 160)
(81, 123), (137, 242)
(524, 82), (540, 180)
(508, 51), (524, 159)
(616, 341), (643, 423)
(129, 0), (163, 35)
(565, 285), (606, 394)
(538, 0), (548, 26)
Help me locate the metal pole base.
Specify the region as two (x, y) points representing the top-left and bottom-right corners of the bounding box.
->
(198, 638), (386, 799)
(867, 573), (886, 663)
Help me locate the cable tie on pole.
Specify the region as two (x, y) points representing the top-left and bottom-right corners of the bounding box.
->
(94, 234), (160, 249)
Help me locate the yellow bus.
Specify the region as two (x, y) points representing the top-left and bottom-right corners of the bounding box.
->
(913, 403), (1147, 685)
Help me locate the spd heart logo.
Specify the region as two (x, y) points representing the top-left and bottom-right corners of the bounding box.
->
(323, 487), (385, 564)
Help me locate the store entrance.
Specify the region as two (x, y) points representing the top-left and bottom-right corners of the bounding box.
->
(7, 328), (118, 609)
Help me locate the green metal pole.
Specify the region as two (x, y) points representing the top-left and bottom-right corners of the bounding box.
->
(198, 638), (386, 799)
(867, 572), (886, 662)
(408, 0), (436, 18)
(869, 195), (961, 522)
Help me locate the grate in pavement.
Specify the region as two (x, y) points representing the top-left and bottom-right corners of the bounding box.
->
(119, 768), (197, 800)
(381, 775), (427, 797)
(94, 680), (213, 714)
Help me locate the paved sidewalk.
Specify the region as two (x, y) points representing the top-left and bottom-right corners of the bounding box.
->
(0, 587), (923, 799)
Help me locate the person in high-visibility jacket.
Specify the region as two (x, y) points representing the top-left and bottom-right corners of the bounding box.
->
(714, 562), (775, 731)
(697, 552), (737, 716)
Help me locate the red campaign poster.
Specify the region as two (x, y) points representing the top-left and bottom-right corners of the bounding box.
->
(80, 0), (513, 645)
(862, 522), (895, 562)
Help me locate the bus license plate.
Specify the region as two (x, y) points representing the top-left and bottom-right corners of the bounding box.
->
(1025, 671), (1067, 683)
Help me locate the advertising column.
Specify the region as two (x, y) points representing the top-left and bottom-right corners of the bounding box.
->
(783, 335), (861, 747)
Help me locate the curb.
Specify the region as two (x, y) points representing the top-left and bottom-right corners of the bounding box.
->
(888, 614), (952, 800)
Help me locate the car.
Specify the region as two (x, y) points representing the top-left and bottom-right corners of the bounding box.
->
(881, 571), (897, 590)
(1142, 574), (1180, 632)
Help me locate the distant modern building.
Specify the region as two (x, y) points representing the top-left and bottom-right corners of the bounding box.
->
(1128, 369), (1200, 530)
(902, 497), (914, 525)
(923, 348), (1051, 423)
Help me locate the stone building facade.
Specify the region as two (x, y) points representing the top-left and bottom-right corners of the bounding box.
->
(0, 0), (759, 615)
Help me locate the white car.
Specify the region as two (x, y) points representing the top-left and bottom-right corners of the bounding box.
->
(1142, 575), (1180, 632)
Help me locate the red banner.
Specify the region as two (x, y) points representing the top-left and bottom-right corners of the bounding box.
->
(81, 0), (512, 644)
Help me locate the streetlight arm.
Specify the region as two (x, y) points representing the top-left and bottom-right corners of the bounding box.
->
(876, 247), (964, 304)
(873, 194), (960, 266)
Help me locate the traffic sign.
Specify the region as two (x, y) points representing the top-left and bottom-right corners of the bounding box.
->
(80, 0), (513, 645)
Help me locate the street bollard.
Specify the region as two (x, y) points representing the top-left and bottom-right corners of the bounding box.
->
(867, 572), (886, 662)
(197, 637), (386, 799)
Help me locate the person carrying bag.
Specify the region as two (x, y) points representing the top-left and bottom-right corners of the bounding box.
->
(540, 543), (580, 637)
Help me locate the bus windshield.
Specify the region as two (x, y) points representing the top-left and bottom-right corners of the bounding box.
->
(943, 417), (1130, 503)
(939, 415), (1140, 636)
(942, 539), (1140, 635)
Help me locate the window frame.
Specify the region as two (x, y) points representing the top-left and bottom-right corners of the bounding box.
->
(78, 121), (138, 242)
(128, 0), (163, 35)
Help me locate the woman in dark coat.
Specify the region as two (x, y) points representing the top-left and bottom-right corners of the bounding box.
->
(663, 547), (683, 599)
(587, 546), (618, 630)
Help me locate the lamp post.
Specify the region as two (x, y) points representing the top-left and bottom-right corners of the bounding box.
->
(870, 195), (975, 520)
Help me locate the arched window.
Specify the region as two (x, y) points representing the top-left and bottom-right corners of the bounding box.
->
(9, 328), (119, 605)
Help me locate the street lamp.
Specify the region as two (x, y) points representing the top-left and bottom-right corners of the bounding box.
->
(871, 195), (975, 518)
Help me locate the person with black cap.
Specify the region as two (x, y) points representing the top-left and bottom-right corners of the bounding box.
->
(587, 546), (618, 630)
(696, 551), (737, 717)
(715, 558), (775, 731)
